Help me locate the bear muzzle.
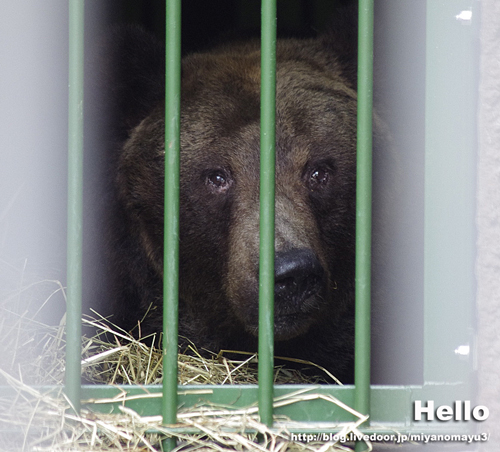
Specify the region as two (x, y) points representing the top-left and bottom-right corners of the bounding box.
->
(272, 248), (327, 340)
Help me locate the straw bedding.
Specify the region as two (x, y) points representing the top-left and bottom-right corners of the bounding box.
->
(0, 280), (366, 452)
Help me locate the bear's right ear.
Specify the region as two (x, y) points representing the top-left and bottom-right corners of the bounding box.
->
(88, 24), (165, 140)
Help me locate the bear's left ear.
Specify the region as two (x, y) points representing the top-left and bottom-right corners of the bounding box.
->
(319, 3), (358, 88)
(88, 24), (165, 141)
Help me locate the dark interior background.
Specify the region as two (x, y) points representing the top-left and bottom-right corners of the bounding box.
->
(81, 0), (427, 385)
(0, 0), (426, 384)
(85, 0), (353, 51)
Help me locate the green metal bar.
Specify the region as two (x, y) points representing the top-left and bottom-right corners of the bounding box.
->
(65, 0), (85, 415)
(423, 0), (478, 386)
(162, 0), (181, 449)
(258, 0), (277, 428)
(79, 383), (473, 434)
(0, 382), (472, 434)
(354, 0), (374, 447)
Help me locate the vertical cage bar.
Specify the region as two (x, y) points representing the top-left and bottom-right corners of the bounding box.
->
(65, 0), (85, 414)
(354, 0), (374, 443)
(258, 0), (277, 428)
(162, 0), (181, 448)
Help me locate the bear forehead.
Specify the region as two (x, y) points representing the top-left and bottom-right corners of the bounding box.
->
(181, 38), (355, 107)
(179, 53), (356, 154)
(174, 40), (358, 180)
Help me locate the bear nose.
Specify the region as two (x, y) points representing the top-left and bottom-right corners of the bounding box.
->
(274, 249), (324, 309)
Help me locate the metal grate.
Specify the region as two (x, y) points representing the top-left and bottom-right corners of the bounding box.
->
(60, 0), (479, 448)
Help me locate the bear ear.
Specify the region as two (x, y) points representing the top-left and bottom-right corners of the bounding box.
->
(320, 3), (358, 87)
(88, 24), (165, 140)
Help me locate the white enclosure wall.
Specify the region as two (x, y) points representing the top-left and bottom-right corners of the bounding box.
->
(477, 0), (500, 449)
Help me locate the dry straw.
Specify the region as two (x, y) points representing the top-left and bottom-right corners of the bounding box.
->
(0, 281), (366, 452)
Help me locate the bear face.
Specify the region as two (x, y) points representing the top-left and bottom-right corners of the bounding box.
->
(85, 22), (371, 383)
(110, 37), (358, 381)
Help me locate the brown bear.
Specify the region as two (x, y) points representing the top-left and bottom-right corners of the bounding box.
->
(84, 15), (387, 384)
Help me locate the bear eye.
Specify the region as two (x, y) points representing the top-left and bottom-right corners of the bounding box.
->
(307, 167), (330, 191)
(205, 169), (232, 193)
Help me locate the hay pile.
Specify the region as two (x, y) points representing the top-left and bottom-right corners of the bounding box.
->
(1, 368), (368, 452)
(0, 280), (365, 452)
(78, 314), (338, 386)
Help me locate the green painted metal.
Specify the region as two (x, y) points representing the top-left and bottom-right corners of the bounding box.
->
(65, 0), (85, 415)
(423, 0), (478, 388)
(354, 0), (374, 441)
(20, 0), (471, 445)
(163, 0), (182, 449)
(0, 383), (474, 435)
(75, 383), (473, 434)
(258, 0), (277, 428)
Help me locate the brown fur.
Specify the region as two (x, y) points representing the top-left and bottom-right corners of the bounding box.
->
(85, 24), (379, 383)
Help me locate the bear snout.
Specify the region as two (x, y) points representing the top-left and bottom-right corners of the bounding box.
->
(273, 248), (327, 340)
(274, 249), (325, 308)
